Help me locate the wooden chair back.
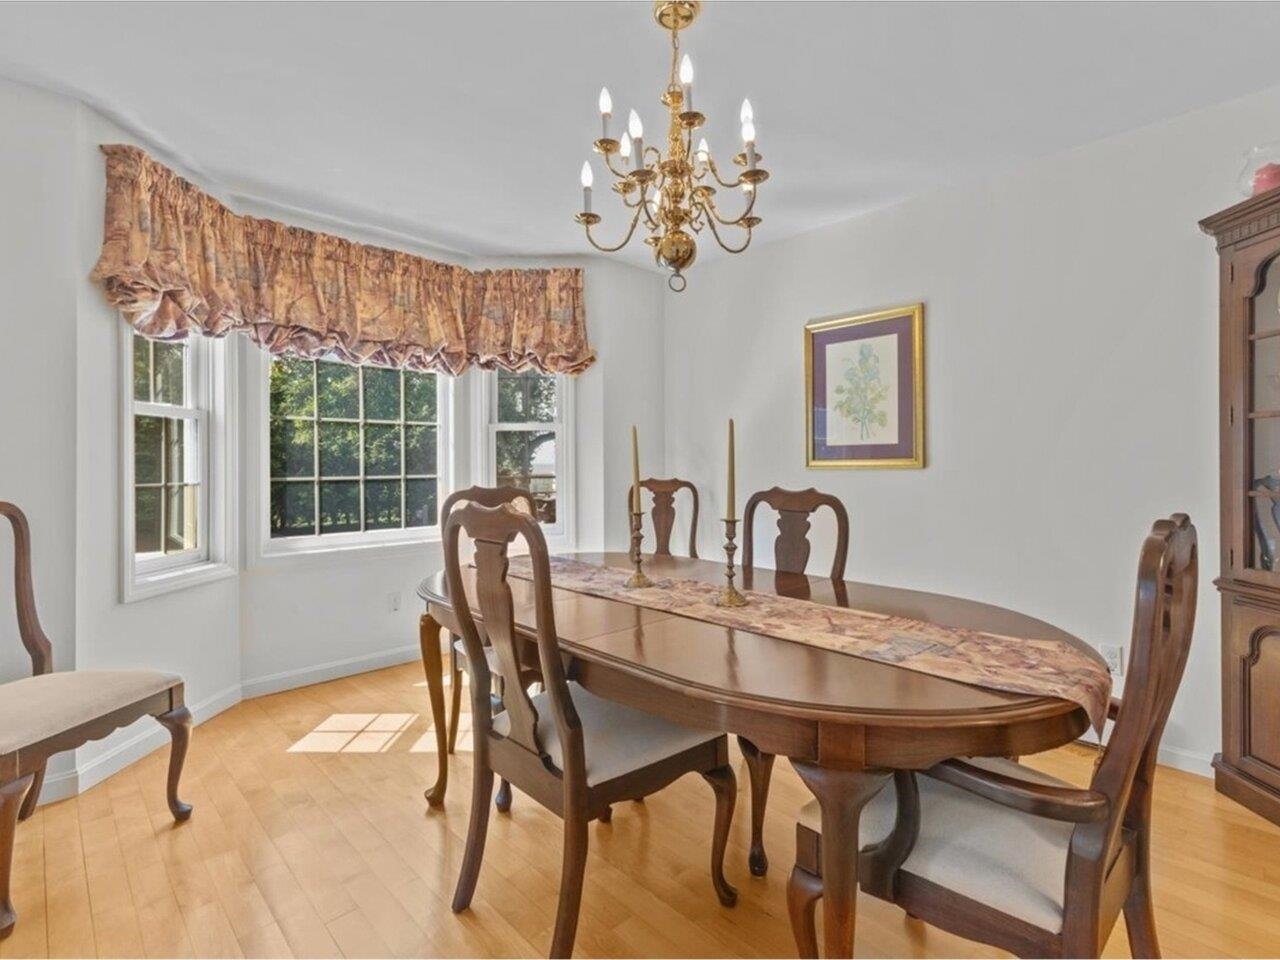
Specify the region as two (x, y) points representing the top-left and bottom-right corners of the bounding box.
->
(0, 502), (52, 677)
(1068, 513), (1198, 939)
(442, 502), (586, 788)
(627, 478), (700, 558)
(742, 487), (849, 580)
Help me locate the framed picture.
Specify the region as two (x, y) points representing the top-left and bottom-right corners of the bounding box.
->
(805, 303), (925, 469)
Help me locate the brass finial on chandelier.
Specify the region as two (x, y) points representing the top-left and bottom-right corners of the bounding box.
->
(575, 0), (770, 292)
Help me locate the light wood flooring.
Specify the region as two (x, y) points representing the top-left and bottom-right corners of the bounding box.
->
(3, 662), (1279, 959)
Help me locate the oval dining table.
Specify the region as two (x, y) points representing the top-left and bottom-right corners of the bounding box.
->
(416, 552), (1098, 958)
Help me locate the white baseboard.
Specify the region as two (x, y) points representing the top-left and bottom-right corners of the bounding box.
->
(240, 643), (421, 700)
(1077, 728), (1214, 779)
(38, 682), (243, 805)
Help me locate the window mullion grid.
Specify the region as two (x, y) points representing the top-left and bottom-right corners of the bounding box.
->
(311, 359), (320, 536)
(399, 371), (407, 530)
(358, 365), (367, 533)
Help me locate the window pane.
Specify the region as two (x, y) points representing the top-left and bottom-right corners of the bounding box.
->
(318, 422), (360, 476)
(406, 478), (437, 528)
(164, 418), (188, 484)
(405, 425), (437, 476)
(495, 430), (557, 523)
(320, 481), (361, 534)
(165, 484), (199, 553)
(134, 415), (163, 484)
(270, 358), (315, 417)
(270, 482), (316, 538)
(497, 370), (556, 423)
(317, 361), (359, 419)
(364, 424), (401, 476)
(404, 372), (437, 422)
(135, 487), (162, 553)
(364, 480), (402, 530)
(270, 419), (314, 478)
(152, 341), (187, 405)
(133, 336), (152, 402)
(363, 367), (401, 421)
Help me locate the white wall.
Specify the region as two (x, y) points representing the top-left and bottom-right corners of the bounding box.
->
(661, 85), (1280, 774)
(0, 80), (81, 787)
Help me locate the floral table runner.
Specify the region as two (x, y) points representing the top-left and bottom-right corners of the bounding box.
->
(506, 556), (1111, 732)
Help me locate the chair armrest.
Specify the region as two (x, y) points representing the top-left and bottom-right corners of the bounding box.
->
(926, 758), (1110, 824)
(1108, 696), (1122, 721)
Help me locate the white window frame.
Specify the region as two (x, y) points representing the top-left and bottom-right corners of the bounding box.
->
(255, 351), (455, 559)
(120, 325), (238, 602)
(472, 369), (576, 552)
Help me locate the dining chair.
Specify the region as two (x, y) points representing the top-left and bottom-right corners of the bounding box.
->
(626, 477), (700, 558)
(444, 501), (738, 958)
(440, 485), (538, 812)
(0, 502), (193, 938)
(786, 513), (1198, 959)
(739, 485), (851, 876)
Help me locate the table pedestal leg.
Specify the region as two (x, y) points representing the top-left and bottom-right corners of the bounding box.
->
(420, 612), (448, 807)
(791, 760), (890, 959)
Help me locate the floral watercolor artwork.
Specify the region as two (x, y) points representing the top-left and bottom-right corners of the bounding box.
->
(806, 304), (924, 468)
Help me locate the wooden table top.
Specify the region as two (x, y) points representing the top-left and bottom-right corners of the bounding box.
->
(418, 552), (1099, 732)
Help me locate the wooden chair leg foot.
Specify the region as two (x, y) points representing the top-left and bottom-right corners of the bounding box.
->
(16, 765), (43, 823)
(701, 764), (739, 907)
(0, 774), (34, 940)
(787, 864), (822, 959)
(550, 815), (589, 958)
(155, 707), (193, 822)
(738, 735), (775, 876)
(495, 778), (513, 813)
(452, 764), (494, 913)
(1123, 875), (1161, 959)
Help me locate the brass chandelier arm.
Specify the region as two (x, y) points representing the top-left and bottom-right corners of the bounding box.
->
(703, 187), (757, 227)
(583, 201), (647, 253)
(703, 155), (749, 191)
(700, 203), (754, 254)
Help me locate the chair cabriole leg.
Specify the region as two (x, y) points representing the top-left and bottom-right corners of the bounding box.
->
(701, 764), (739, 907)
(155, 706), (193, 821)
(0, 774), (34, 939)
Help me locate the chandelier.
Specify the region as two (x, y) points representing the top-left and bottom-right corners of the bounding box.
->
(575, 1), (769, 292)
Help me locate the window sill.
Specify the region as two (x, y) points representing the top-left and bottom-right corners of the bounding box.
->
(124, 560), (237, 604)
(254, 529), (442, 566)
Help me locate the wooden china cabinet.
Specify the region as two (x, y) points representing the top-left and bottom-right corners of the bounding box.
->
(1202, 190), (1280, 826)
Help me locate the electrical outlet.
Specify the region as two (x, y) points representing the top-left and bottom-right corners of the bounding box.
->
(1100, 643), (1124, 676)
(387, 591), (401, 613)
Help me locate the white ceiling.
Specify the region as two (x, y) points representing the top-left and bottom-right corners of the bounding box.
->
(3, 1), (1280, 268)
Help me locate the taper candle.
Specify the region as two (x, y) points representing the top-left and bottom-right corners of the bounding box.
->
(631, 425), (642, 513)
(727, 418), (736, 521)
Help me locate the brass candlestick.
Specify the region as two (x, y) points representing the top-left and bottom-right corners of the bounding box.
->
(714, 517), (748, 607)
(625, 510), (653, 588)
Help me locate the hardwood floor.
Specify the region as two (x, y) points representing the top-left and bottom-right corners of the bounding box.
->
(3, 662), (1279, 959)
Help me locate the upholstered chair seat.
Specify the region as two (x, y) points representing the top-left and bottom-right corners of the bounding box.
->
(0, 670), (182, 755)
(798, 757), (1075, 932)
(494, 681), (721, 787)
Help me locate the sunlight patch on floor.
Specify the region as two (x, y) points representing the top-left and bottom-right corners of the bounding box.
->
(411, 712), (472, 753)
(288, 712), (417, 753)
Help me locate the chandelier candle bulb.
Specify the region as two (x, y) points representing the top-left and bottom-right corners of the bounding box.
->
(620, 131), (632, 160)
(580, 162), (593, 214)
(680, 54), (694, 112)
(599, 86), (613, 139)
(629, 109), (644, 170)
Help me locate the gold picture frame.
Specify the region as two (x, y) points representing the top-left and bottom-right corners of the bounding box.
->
(805, 303), (925, 469)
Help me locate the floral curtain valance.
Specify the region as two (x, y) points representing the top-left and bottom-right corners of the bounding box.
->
(91, 145), (595, 375)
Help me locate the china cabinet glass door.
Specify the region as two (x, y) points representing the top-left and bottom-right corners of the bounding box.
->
(1249, 256), (1280, 572)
